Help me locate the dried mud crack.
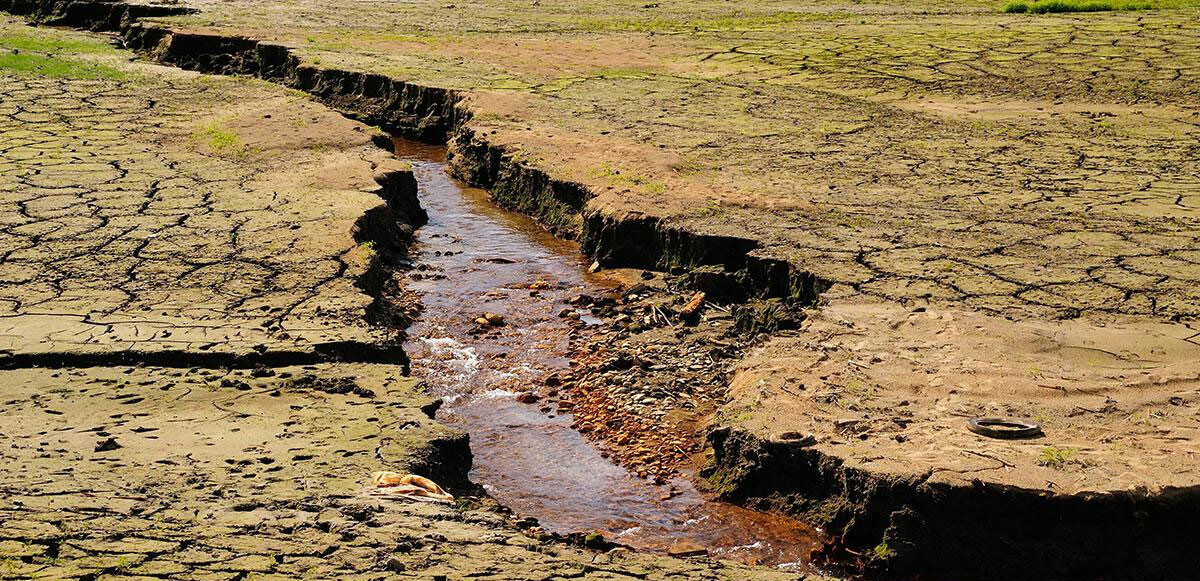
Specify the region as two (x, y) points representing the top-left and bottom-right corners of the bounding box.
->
(4, 1), (1200, 580)
(0, 10), (822, 581)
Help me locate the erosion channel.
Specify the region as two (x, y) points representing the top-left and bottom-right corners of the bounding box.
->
(391, 140), (823, 572)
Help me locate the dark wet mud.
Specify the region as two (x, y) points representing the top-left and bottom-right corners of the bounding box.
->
(394, 140), (823, 571)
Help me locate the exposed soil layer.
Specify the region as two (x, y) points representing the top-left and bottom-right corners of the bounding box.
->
(705, 427), (1200, 581)
(4, 1), (1199, 579)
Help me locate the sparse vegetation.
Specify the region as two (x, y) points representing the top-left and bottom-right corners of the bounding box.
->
(1038, 446), (1082, 470)
(0, 48), (126, 79)
(0, 30), (131, 79)
(846, 379), (877, 399)
(587, 162), (665, 195)
(1003, 0), (1153, 13)
(192, 121), (254, 158)
(873, 540), (898, 559)
(582, 10), (836, 33)
(0, 32), (115, 54)
(350, 240), (376, 268)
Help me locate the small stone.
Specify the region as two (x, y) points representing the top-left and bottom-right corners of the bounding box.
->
(94, 438), (121, 452)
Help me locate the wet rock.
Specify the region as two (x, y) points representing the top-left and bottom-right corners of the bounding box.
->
(475, 312), (506, 327)
(582, 532), (606, 549)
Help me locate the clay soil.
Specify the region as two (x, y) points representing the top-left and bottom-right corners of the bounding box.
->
(0, 18), (811, 581)
(3, 0), (1200, 577)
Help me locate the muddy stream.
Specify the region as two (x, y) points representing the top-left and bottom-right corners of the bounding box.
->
(393, 140), (822, 572)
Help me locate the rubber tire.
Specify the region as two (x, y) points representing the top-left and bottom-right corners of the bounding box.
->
(967, 417), (1042, 439)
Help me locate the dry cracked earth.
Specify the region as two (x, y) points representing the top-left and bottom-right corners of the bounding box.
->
(149, 0), (1200, 322)
(116, 3), (1200, 492)
(0, 28), (391, 357)
(0, 18), (805, 581)
(3, 0), (1200, 577)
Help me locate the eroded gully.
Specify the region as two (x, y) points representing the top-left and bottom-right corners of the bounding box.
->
(392, 139), (824, 572)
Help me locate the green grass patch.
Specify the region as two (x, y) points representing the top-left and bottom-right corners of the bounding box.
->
(191, 121), (255, 158)
(587, 162), (665, 194)
(0, 31), (117, 54)
(0, 49), (127, 80)
(1003, 0), (1154, 13)
(0, 30), (131, 80)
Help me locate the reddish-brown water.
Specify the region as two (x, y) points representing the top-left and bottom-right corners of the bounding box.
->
(395, 140), (823, 571)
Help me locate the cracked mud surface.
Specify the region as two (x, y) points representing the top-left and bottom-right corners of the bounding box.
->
(0, 21), (395, 358)
(724, 302), (1200, 494)
(0, 19), (819, 581)
(143, 0), (1200, 321)
(0, 363), (806, 580)
(129, 0), (1200, 511)
(3, 0), (1200, 576)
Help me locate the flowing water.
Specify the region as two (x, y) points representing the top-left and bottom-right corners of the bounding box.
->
(394, 139), (822, 571)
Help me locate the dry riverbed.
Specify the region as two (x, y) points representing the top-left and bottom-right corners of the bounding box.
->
(0, 19), (819, 581)
(4, 0), (1200, 577)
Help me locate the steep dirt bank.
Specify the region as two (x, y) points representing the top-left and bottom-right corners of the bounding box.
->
(705, 427), (1200, 581)
(704, 301), (1200, 581)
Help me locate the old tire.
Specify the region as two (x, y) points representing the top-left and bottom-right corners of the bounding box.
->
(967, 417), (1042, 439)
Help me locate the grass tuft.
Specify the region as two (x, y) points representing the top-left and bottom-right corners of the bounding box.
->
(873, 540), (898, 560)
(1037, 445), (1084, 470)
(191, 122), (255, 158)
